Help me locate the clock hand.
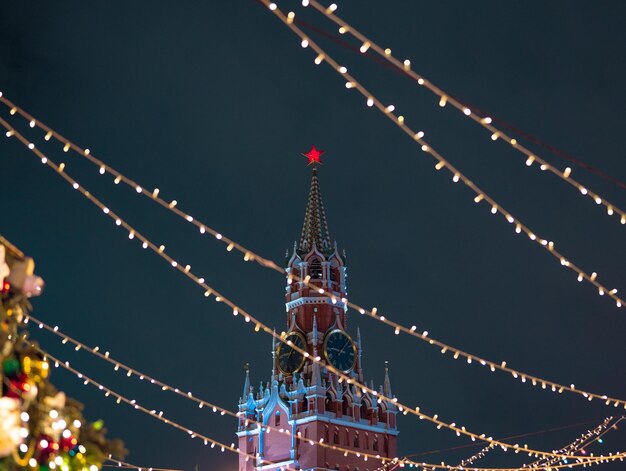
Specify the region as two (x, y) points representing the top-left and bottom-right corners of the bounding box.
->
(338, 339), (349, 356)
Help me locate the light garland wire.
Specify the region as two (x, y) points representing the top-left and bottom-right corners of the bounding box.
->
(459, 417), (618, 468)
(303, 0), (626, 227)
(0, 101), (625, 411)
(526, 417), (624, 469)
(379, 417), (617, 471)
(459, 443), (497, 468)
(32, 348), (300, 471)
(32, 346), (623, 471)
(104, 458), (184, 471)
(28, 314), (619, 471)
(23, 314), (418, 469)
(259, 4), (624, 309)
(23, 314), (626, 470)
(25, 315), (626, 471)
(0, 118), (622, 464)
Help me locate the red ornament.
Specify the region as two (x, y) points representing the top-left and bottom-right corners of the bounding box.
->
(302, 145), (324, 166)
(1, 280), (10, 294)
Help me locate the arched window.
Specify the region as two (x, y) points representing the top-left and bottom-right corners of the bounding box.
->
(383, 436), (389, 454)
(333, 428), (339, 444)
(360, 403), (368, 420)
(275, 411), (281, 427)
(309, 258), (323, 279)
(330, 260), (340, 283)
(342, 396), (352, 416)
(325, 393), (334, 413)
(373, 435), (379, 452)
(353, 432), (359, 448)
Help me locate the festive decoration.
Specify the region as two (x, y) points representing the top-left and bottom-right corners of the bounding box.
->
(26, 347), (624, 471)
(525, 416), (624, 469)
(104, 458), (184, 471)
(301, 0), (626, 227)
(0, 397), (22, 457)
(0, 112), (623, 412)
(0, 237), (125, 470)
(0, 129), (623, 464)
(258, 3), (624, 309)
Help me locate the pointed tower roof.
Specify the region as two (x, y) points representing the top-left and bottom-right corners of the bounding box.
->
(383, 361), (393, 398)
(242, 363), (251, 400)
(299, 167), (332, 255)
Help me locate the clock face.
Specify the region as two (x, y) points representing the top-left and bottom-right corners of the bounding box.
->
(277, 331), (306, 376)
(323, 329), (356, 373)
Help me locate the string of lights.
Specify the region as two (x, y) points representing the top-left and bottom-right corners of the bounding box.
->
(402, 417), (607, 461)
(104, 458), (184, 471)
(459, 443), (497, 468)
(302, 0), (626, 227)
(1, 117), (625, 463)
(31, 348), (301, 471)
(526, 417), (624, 469)
(24, 314), (424, 469)
(259, 4), (624, 309)
(29, 314), (621, 471)
(32, 347), (624, 471)
(0, 100), (625, 412)
(459, 417), (618, 468)
(279, 16), (626, 194)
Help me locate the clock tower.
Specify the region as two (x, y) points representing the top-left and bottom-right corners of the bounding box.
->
(237, 149), (398, 471)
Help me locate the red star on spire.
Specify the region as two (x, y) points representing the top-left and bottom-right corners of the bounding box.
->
(302, 145), (325, 166)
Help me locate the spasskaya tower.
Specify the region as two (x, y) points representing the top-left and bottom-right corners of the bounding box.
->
(237, 147), (398, 471)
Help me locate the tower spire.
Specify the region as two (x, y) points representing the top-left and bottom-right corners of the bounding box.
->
(242, 363), (251, 400)
(299, 164), (332, 255)
(383, 361), (393, 398)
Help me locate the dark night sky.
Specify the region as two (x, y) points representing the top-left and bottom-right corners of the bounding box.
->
(1, 1), (625, 469)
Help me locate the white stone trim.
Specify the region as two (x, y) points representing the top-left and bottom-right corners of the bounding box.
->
(285, 296), (347, 312)
(256, 459), (296, 470)
(289, 414), (399, 436)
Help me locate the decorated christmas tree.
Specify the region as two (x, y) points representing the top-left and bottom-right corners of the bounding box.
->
(0, 237), (126, 471)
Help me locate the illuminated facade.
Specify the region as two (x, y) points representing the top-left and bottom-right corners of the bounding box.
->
(237, 165), (398, 471)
